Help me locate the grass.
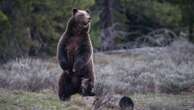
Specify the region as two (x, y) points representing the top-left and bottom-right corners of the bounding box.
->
(0, 89), (91, 110)
(0, 39), (194, 109)
(94, 39), (194, 94)
(0, 89), (193, 110)
(0, 58), (61, 92)
(132, 93), (194, 110)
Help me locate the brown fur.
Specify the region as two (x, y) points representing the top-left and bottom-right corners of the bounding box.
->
(57, 9), (95, 101)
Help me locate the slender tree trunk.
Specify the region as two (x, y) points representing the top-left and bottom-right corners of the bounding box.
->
(182, 1), (194, 42)
(188, 8), (193, 42)
(188, 24), (193, 41)
(100, 0), (113, 50)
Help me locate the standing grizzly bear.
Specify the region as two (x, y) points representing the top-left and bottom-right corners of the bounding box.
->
(57, 8), (95, 101)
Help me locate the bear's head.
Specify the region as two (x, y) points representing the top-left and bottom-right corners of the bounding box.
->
(69, 8), (91, 33)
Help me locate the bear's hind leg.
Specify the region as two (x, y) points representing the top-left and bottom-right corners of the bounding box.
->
(58, 72), (74, 101)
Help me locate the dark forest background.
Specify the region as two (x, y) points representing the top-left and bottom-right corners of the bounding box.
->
(0, 0), (194, 61)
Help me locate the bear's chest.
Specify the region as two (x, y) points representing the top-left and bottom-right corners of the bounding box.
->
(66, 37), (81, 52)
(66, 36), (82, 62)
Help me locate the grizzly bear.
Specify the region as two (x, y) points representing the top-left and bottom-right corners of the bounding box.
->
(57, 8), (95, 101)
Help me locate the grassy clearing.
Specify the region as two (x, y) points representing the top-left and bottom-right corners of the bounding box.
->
(0, 89), (91, 110)
(0, 89), (193, 110)
(0, 39), (194, 109)
(132, 93), (194, 110)
(95, 40), (194, 94)
(0, 40), (194, 94)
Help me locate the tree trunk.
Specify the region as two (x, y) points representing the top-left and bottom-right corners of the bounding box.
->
(188, 24), (193, 41)
(188, 6), (193, 42)
(100, 0), (113, 50)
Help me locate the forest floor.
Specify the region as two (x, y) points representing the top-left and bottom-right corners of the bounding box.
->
(0, 40), (194, 110)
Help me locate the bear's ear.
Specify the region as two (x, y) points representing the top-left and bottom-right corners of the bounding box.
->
(73, 8), (78, 15)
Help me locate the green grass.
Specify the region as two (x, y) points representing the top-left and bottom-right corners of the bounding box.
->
(0, 88), (193, 110)
(0, 89), (90, 110)
(132, 93), (194, 110)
